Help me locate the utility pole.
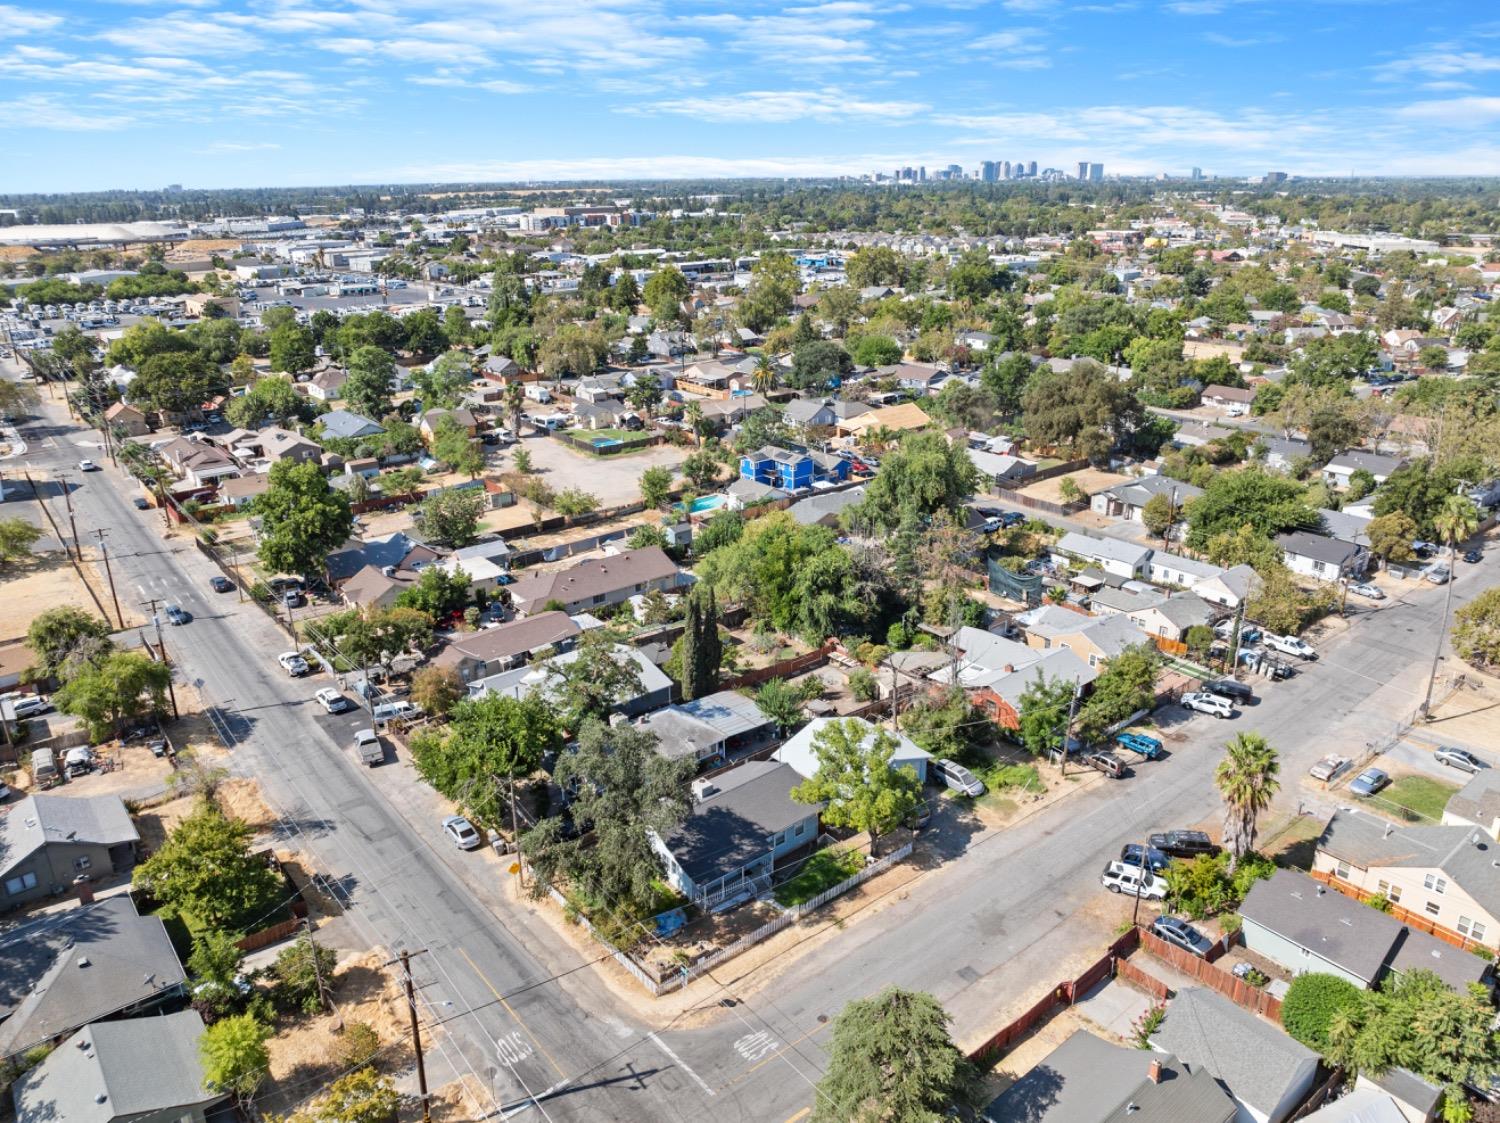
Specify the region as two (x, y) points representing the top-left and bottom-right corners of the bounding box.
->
(1131, 839), (1151, 926)
(304, 918), (333, 1017)
(399, 950), (432, 1123)
(55, 472), (81, 561)
(139, 598), (180, 720)
(1059, 682), (1083, 778)
(510, 771), (525, 888)
(94, 529), (124, 628)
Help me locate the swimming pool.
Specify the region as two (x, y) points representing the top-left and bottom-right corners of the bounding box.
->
(678, 494), (729, 516)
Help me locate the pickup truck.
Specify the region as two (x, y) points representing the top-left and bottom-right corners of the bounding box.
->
(1115, 732), (1163, 760)
(353, 728), (383, 767)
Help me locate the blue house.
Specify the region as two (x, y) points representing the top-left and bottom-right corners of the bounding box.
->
(739, 445), (849, 491)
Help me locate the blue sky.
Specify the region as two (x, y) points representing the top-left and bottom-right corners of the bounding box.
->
(2, 0), (1498, 191)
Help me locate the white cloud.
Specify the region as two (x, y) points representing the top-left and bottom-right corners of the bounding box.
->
(0, 5), (62, 36)
(97, 13), (263, 54)
(1203, 31), (1282, 47)
(0, 94), (132, 130)
(1374, 48), (1500, 81)
(409, 74), (529, 94)
(1394, 96), (1500, 124)
(643, 87), (929, 123)
(969, 25), (1051, 64)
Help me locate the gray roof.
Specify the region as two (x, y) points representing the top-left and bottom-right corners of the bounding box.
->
(983, 1029), (1236, 1123)
(1327, 449), (1404, 477)
(0, 896), (186, 1057)
(678, 690), (774, 738)
(787, 486), (865, 526)
(1298, 1088), (1408, 1123)
(508, 547), (680, 611)
(318, 408), (385, 439)
(1098, 475), (1204, 508)
(1317, 508), (1372, 548)
(1444, 769), (1500, 832)
(14, 1010), (222, 1123)
(1364, 1068), (1443, 1116)
(726, 477), (786, 503)
(432, 611), (581, 670)
(326, 530), (422, 582)
(659, 762), (819, 885)
(1276, 530), (1362, 567)
(0, 793), (139, 880)
(1260, 435), (1313, 461)
(1055, 531), (1152, 569)
(1241, 868), (1408, 985)
(638, 708), (726, 761)
(1150, 988), (1317, 1117)
(1317, 810), (1500, 920)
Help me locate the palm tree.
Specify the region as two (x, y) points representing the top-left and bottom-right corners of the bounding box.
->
(751, 355), (777, 395)
(684, 400), (705, 447)
(1214, 732), (1280, 870)
(1422, 494), (1481, 715)
(503, 382), (525, 438)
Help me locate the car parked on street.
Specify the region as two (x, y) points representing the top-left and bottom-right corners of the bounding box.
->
(277, 651), (310, 677)
(1148, 830), (1219, 859)
(210, 575), (234, 593)
(1263, 633), (1317, 660)
(1101, 861), (1168, 899)
(1120, 843), (1171, 873)
(1151, 916), (1215, 958)
(132, 496), (150, 510)
(1181, 691), (1235, 719)
(77, 459), (99, 472)
(1116, 731), (1163, 760)
(1435, 746), (1484, 774)
(1423, 564), (1451, 585)
(1348, 582), (1385, 600)
(443, 815), (482, 850)
(932, 758), (986, 797)
(315, 687), (351, 714)
(1309, 755), (1349, 782)
(162, 604), (190, 626)
(1463, 549), (1483, 564)
(1349, 767), (1390, 797)
(1204, 679), (1254, 705)
(1083, 750), (1127, 778)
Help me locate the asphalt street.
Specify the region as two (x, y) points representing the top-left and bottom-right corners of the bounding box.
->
(6, 360), (1493, 1123)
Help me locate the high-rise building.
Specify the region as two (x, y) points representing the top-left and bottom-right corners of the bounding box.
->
(1190, 167), (1203, 180)
(1077, 161), (1089, 180)
(1089, 163), (1104, 182)
(918, 166), (927, 181)
(1264, 170), (1287, 184)
(1027, 160), (1038, 177)
(1002, 160), (1012, 179)
(980, 161), (998, 182)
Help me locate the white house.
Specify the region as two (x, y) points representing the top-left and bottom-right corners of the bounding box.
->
(1323, 450), (1405, 490)
(775, 716), (931, 785)
(1053, 531), (1152, 580)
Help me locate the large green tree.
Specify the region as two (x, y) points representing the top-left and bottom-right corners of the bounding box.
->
(268, 322), (316, 375)
(554, 628), (645, 727)
(1187, 468), (1318, 550)
(342, 345), (396, 420)
(127, 351), (225, 416)
(1015, 672), (1075, 757)
(813, 987), (969, 1123)
(133, 801), (283, 932)
(1453, 585), (1500, 669)
(411, 351), (473, 410)
(791, 719), (922, 856)
(200, 1014), (271, 1102)
(850, 430), (980, 534)
(225, 375), (303, 429)
(643, 265), (690, 323)
(54, 650), (172, 740)
(415, 486), (486, 547)
(256, 459), (355, 578)
(676, 585), (721, 701)
(1021, 360), (1145, 462)
(0, 518), (43, 569)
(1075, 643), (1159, 744)
(410, 692), (562, 827)
(25, 606), (113, 678)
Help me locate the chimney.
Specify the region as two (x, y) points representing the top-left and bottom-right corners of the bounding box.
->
(1147, 1060), (1162, 1084)
(1003, 664), (1014, 674)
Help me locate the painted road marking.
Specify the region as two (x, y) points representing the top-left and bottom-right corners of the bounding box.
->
(783, 1110), (811, 1123)
(734, 1030), (780, 1062)
(495, 1031), (534, 1066)
(456, 945), (567, 1080)
(648, 1032), (715, 1097)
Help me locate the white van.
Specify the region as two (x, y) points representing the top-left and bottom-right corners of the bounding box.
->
(370, 700), (419, 725)
(1101, 860), (1169, 899)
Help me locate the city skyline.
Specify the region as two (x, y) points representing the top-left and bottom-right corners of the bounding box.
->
(0, 1), (1496, 192)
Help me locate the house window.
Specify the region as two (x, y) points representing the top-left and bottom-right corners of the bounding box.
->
(1376, 880), (1402, 904)
(1088, 654), (1099, 668)
(73, 855), (91, 872)
(4, 871), (37, 896)
(1334, 861), (1351, 880)
(794, 822), (806, 837)
(773, 832), (786, 847)
(1458, 916), (1487, 940)
(592, 594), (606, 605)
(1425, 901), (1441, 917)
(1423, 874), (1447, 894)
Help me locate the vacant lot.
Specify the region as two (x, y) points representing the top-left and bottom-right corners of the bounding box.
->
(517, 433), (692, 507)
(1015, 468), (1130, 506)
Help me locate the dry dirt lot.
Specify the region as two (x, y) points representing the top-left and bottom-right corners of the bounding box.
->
(512, 434), (692, 507)
(0, 547), (143, 638)
(1016, 467), (1131, 506)
(1184, 339), (1247, 363)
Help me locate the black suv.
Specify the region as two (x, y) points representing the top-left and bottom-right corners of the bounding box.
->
(1120, 843), (1171, 873)
(1148, 830), (1219, 859)
(1204, 679), (1254, 704)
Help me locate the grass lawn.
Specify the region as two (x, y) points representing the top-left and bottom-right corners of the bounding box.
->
(774, 848), (864, 907)
(1380, 775), (1459, 822)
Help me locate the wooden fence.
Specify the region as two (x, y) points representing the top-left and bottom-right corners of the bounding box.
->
(968, 926), (1143, 1065)
(1003, 492), (1090, 517)
(1116, 955), (1171, 1000)
(994, 457), (1091, 491)
(1139, 928), (1283, 1021)
(1306, 868), (1487, 952)
(721, 643), (834, 691)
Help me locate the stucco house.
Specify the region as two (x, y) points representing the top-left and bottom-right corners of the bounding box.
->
(0, 794), (139, 911)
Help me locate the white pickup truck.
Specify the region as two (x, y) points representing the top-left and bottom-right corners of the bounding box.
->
(353, 728), (383, 767)
(1263, 633), (1317, 660)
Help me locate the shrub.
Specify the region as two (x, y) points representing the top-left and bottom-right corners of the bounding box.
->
(847, 669), (879, 702)
(1282, 973), (1364, 1053)
(1131, 1003), (1166, 1049)
(333, 1021), (382, 1068)
(271, 932), (337, 1015)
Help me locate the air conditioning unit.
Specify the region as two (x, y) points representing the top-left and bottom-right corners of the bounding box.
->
(691, 778), (719, 803)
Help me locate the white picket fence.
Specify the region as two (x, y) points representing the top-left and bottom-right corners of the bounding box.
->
(548, 842), (914, 997)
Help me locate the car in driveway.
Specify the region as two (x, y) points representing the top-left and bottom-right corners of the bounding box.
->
(1309, 754), (1349, 782)
(277, 651), (310, 677)
(1101, 860), (1168, 899)
(443, 815), (483, 850)
(210, 575), (234, 593)
(1151, 916), (1215, 958)
(1116, 731), (1163, 760)
(1204, 679), (1254, 705)
(162, 604), (190, 626)
(282, 588), (306, 608)
(77, 459), (99, 472)
(1148, 830), (1219, 859)
(931, 758), (986, 797)
(1423, 563), (1452, 585)
(1181, 691), (1235, 719)
(1349, 767), (1390, 797)
(1263, 633), (1317, 660)
(1348, 582), (1385, 600)
(1120, 843), (1171, 873)
(1463, 549), (1483, 564)
(1435, 746), (1484, 774)
(315, 687), (352, 714)
(1214, 620), (1261, 645)
(7, 695), (51, 719)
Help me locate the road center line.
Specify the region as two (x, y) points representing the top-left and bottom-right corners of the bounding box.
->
(648, 1032), (716, 1097)
(456, 945), (568, 1081)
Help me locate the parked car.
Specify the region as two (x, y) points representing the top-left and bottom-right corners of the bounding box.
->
(282, 588), (306, 608)
(1463, 549), (1483, 564)
(1101, 860), (1168, 900)
(371, 699), (420, 725)
(1083, 750), (1127, 778)
(1116, 731), (1163, 760)
(1204, 679), (1254, 705)
(443, 815), (483, 850)
(8, 695), (51, 719)
(1181, 691), (1235, 719)
(998, 512), (1027, 529)
(315, 687), (352, 714)
(1348, 582), (1385, 600)
(210, 575), (234, 593)
(1263, 633), (1317, 660)
(1412, 541), (1438, 559)
(1148, 830), (1219, 859)
(354, 728), (383, 766)
(1120, 843), (1171, 873)
(277, 651), (310, 677)
(1214, 620), (1261, 645)
(932, 758), (986, 797)
(162, 604), (190, 626)
(1434, 746), (1484, 774)
(132, 496), (150, 510)
(1423, 564), (1452, 585)
(77, 459), (99, 472)
(1151, 916), (1215, 958)
(1349, 767), (1390, 797)
(1309, 755), (1349, 782)
(64, 746), (95, 778)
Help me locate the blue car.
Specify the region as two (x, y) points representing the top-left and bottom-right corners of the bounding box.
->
(1350, 767), (1390, 797)
(1116, 732), (1163, 760)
